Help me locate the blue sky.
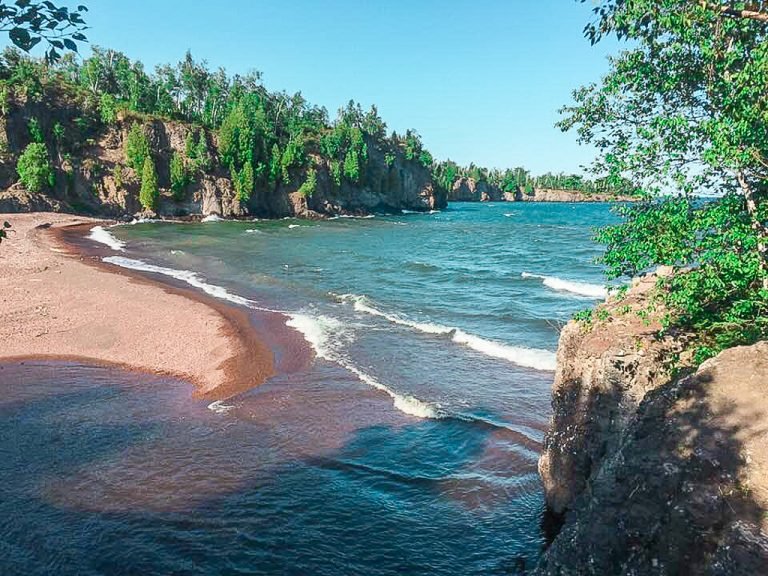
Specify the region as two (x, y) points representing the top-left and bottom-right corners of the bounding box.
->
(19, 1), (618, 174)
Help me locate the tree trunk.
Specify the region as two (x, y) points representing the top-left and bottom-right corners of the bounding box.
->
(737, 171), (768, 290)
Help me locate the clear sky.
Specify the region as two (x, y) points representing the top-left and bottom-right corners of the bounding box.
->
(18, 0), (619, 175)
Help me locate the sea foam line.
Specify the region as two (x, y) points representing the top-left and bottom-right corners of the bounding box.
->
(285, 313), (442, 419)
(103, 256), (257, 308)
(338, 294), (556, 372)
(102, 254), (438, 419)
(88, 226), (126, 252)
(521, 272), (608, 299)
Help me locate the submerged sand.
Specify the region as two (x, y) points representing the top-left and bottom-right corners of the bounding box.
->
(0, 213), (274, 399)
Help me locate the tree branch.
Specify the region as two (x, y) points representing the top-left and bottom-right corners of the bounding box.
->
(699, 1), (768, 23)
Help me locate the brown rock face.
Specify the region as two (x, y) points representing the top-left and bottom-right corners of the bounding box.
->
(536, 276), (768, 574)
(448, 177), (503, 202)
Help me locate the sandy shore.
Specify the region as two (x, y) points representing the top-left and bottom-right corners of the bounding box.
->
(0, 213), (274, 400)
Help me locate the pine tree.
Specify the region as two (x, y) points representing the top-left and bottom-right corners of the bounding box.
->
(170, 151), (189, 201)
(139, 156), (159, 211)
(238, 162), (254, 202)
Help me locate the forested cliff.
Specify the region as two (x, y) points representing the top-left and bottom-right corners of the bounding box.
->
(0, 48), (445, 219)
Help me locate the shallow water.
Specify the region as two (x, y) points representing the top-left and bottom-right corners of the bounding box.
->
(1, 202), (619, 574)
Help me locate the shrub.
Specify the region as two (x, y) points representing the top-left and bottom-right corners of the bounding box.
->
(27, 118), (43, 143)
(100, 93), (118, 124)
(113, 164), (124, 189)
(330, 160), (342, 187)
(298, 167), (317, 198)
(139, 156), (159, 210)
(16, 143), (54, 192)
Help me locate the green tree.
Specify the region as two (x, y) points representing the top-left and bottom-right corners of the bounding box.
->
(234, 161), (254, 202)
(139, 156), (159, 211)
(125, 123), (150, 171)
(564, 0), (768, 361)
(170, 151), (190, 200)
(99, 93), (118, 124)
(16, 142), (53, 192)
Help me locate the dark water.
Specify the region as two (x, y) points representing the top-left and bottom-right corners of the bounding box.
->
(0, 203), (619, 575)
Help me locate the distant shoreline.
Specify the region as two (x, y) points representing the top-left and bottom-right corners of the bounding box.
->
(0, 213), (282, 401)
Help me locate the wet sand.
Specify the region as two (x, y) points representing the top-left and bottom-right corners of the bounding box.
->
(0, 213), (275, 400)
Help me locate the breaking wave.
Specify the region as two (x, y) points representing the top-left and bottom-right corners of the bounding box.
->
(521, 272), (608, 299)
(338, 294), (556, 371)
(285, 313), (442, 419)
(88, 226), (126, 252)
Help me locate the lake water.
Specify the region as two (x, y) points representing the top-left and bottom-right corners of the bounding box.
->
(0, 202), (618, 575)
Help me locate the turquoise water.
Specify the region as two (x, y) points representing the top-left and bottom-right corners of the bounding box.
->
(0, 202), (618, 575)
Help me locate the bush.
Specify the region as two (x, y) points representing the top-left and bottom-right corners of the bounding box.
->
(16, 143), (54, 192)
(125, 123), (150, 171)
(298, 167), (317, 198)
(139, 156), (159, 210)
(113, 164), (124, 189)
(27, 118), (43, 143)
(100, 93), (118, 124)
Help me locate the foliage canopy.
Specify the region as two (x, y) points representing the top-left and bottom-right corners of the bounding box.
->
(566, 0), (768, 361)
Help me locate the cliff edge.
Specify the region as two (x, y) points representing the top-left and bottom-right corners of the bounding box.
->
(536, 276), (768, 574)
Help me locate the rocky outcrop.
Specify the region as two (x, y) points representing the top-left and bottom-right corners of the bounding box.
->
(305, 139), (445, 216)
(448, 177), (503, 202)
(518, 188), (639, 203)
(536, 274), (768, 574)
(447, 184), (639, 204)
(0, 185), (70, 213)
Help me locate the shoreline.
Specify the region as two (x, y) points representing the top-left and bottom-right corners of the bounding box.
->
(0, 213), (278, 401)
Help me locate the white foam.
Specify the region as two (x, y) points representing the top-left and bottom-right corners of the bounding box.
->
(103, 256), (254, 307)
(522, 272), (608, 299)
(127, 217), (162, 225)
(245, 229), (263, 234)
(207, 400), (235, 415)
(503, 213), (516, 218)
(88, 226), (126, 251)
(288, 224), (301, 229)
(451, 330), (557, 371)
(201, 214), (224, 222)
(170, 250), (184, 255)
(338, 294), (556, 371)
(285, 313), (441, 419)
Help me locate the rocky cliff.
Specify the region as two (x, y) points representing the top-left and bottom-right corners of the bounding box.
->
(519, 188), (640, 203)
(446, 180), (639, 204)
(535, 274), (768, 574)
(448, 177), (503, 202)
(0, 94), (445, 219)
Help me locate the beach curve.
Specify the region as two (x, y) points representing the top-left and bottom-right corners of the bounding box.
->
(0, 213), (276, 401)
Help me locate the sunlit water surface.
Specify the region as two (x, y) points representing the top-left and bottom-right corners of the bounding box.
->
(0, 202), (618, 575)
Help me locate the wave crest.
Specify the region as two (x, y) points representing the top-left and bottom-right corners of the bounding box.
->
(521, 272), (607, 299)
(338, 294), (556, 371)
(88, 226), (125, 252)
(286, 313), (442, 419)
